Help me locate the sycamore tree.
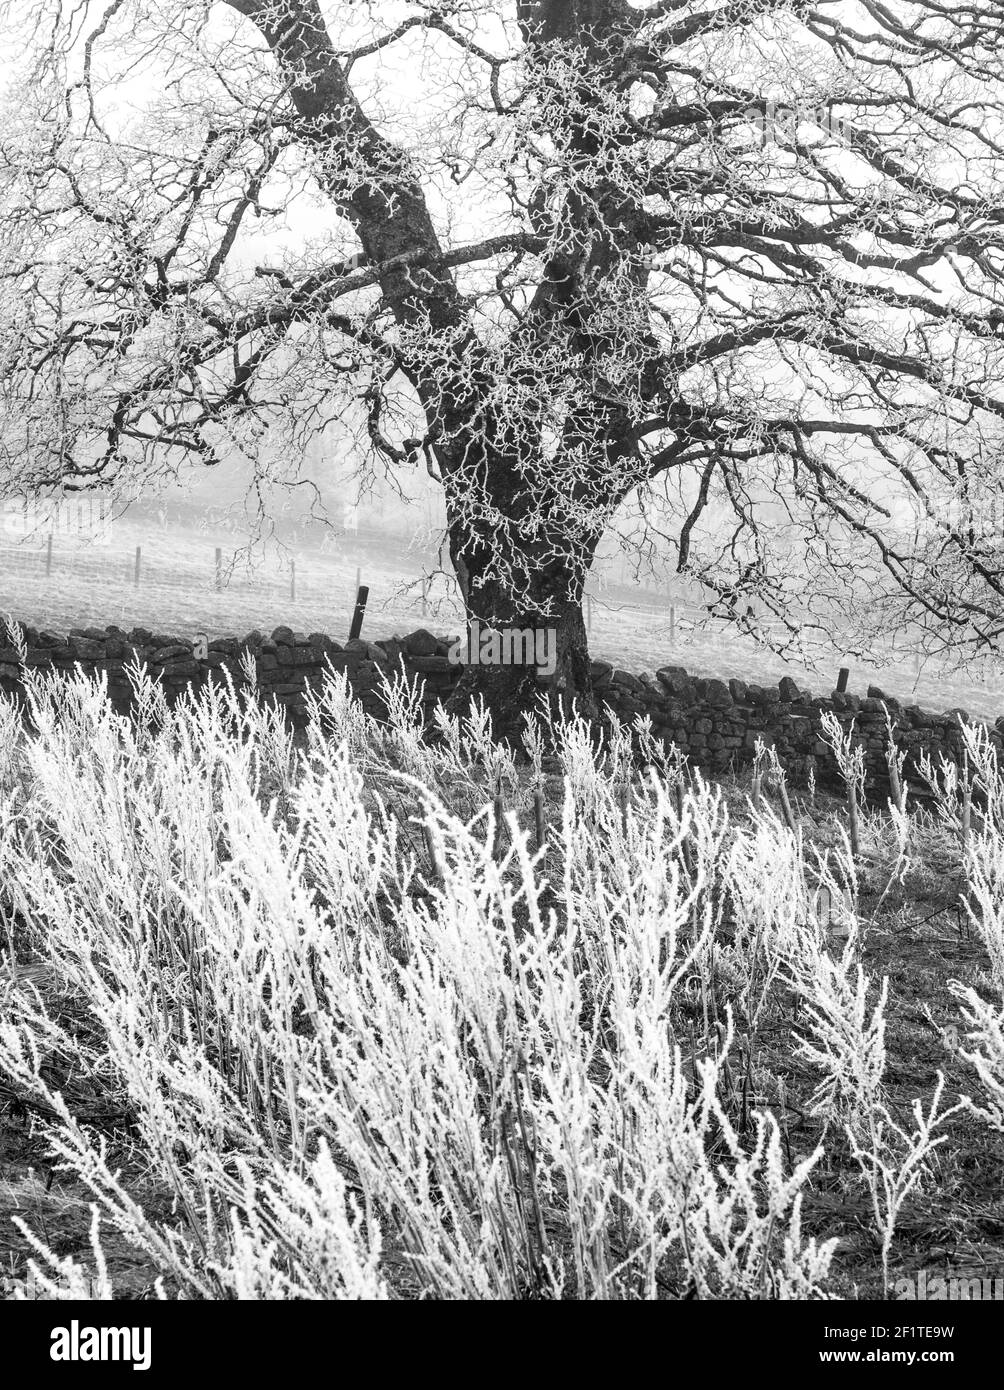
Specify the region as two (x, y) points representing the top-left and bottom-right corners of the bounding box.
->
(2, 0), (1004, 733)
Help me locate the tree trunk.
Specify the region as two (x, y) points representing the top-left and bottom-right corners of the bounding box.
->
(443, 504), (601, 746)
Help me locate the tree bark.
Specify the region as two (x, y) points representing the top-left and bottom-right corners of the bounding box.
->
(442, 468), (602, 743)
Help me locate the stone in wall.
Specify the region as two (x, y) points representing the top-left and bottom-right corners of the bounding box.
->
(0, 619), (999, 790)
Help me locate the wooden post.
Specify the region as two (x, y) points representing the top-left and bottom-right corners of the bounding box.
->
(45, 533), (53, 576)
(836, 667), (849, 694)
(961, 780), (972, 855)
(492, 793), (505, 861)
(777, 775), (797, 834)
(348, 584), (369, 641)
(134, 545), (141, 586)
(533, 790), (546, 854)
(422, 822), (442, 884)
(215, 547), (223, 593)
(815, 886), (832, 936)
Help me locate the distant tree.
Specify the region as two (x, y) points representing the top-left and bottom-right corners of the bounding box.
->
(2, 1), (1004, 733)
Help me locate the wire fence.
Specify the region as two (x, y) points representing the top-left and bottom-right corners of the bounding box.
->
(0, 528), (447, 632)
(0, 528), (691, 620)
(1, 530), (1000, 699)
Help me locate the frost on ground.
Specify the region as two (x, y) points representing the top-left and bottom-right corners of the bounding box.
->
(0, 622), (1002, 1300)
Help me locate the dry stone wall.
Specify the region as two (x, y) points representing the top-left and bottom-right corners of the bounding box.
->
(590, 660), (1003, 791)
(0, 622), (460, 728)
(1, 621), (1000, 791)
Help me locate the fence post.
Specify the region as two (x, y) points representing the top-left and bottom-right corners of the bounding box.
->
(349, 584), (369, 642)
(492, 792), (505, 861)
(423, 821), (443, 885)
(836, 667), (849, 694)
(533, 790), (546, 854)
(215, 547), (223, 593)
(134, 546), (142, 586)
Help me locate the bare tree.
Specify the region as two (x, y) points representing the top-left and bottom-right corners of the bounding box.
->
(2, 1), (1004, 732)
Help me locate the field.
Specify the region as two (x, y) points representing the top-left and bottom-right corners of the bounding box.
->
(1, 656), (1002, 1300)
(2, 515), (1002, 723)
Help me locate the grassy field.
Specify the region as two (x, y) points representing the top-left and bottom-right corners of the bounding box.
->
(0, 661), (1002, 1299)
(2, 518), (1002, 722)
